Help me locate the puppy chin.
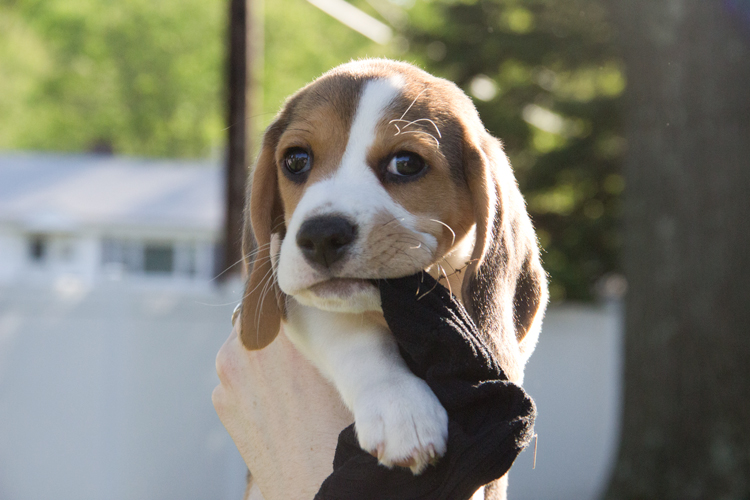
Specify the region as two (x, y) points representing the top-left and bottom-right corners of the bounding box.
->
(294, 278), (382, 313)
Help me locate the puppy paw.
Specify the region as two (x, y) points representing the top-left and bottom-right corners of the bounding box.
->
(353, 376), (448, 474)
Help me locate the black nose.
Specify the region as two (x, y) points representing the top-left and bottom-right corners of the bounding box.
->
(296, 216), (357, 268)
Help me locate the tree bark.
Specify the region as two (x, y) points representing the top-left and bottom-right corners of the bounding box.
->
(604, 1), (750, 498)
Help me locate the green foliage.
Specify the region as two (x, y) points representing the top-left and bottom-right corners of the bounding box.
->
(0, 0), (622, 300)
(256, 0), (393, 141)
(403, 0), (623, 301)
(0, 0), (391, 157)
(0, 0), (225, 157)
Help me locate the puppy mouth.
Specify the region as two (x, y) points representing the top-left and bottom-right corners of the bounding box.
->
(307, 277), (377, 298)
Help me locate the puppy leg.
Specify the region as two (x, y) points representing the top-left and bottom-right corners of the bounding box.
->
(285, 302), (448, 474)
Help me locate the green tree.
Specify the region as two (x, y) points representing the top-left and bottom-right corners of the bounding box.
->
(256, 0), (394, 137)
(403, 0), (625, 301)
(0, 0), (624, 300)
(0, 0), (393, 158)
(0, 0), (225, 157)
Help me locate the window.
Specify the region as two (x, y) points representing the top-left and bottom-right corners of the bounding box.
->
(143, 244), (174, 274)
(28, 235), (48, 263)
(102, 238), (200, 278)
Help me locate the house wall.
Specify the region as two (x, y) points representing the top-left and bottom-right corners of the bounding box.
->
(0, 227), (103, 285)
(0, 227), (25, 283)
(0, 227), (218, 287)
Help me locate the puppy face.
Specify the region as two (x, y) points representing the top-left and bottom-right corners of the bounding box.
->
(240, 60), (547, 378)
(274, 72), (474, 313)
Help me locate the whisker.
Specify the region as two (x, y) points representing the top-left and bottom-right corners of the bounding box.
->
(255, 268), (278, 336)
(416, 269), (426, 297)
(429, 219), (456, 247)
(389, 118), (442, 138)
(193, 255), (275, 309)
(442, 258), (475, 279)
(236, 253), (274, 273)
(382, 217), (406, 227)
(387, 119), (440, 147)
(193, 298), (245, 307)
(389, 88), (442, 147)
(242, 264), (277, 301)
(438, 256), (458, 276)
(399, 130), (440, 147)
(244, 243), (273, 261)
(391, 237), (432, 256)
(390, 248), (424, 271)
(208, 242), (273, 282)
(242, 255), (274, 269)
(438, 262), (452, 296)
(209, 257), (246, 283)
(398, 88), (429, 122)
(417, 272), (441, 300)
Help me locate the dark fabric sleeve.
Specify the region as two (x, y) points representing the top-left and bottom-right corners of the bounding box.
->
(315, 273), (536, 500)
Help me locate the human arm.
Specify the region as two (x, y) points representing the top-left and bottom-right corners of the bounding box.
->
(212, 324), (353, 500)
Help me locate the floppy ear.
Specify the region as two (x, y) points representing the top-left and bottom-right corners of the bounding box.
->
(460, 132), (548, 382)
(239, 122), (287, 351)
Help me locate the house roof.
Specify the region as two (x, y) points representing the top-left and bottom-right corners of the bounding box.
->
(0, 152), (224, 234)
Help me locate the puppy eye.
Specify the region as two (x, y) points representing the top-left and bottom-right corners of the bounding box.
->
(283, 148), (311, 175)
(386, 152), (427, 178)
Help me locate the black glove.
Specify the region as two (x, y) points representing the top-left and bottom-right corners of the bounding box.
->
(315, 272), (536, 500)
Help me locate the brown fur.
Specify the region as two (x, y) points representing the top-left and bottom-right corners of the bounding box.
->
(242, 60), (546, 375)
(239, 59), (548, 497)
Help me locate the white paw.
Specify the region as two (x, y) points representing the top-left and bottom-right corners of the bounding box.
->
(353, 376), (448, 474)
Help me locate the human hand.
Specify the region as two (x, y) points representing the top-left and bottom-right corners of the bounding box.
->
(213, 323), (353, 500)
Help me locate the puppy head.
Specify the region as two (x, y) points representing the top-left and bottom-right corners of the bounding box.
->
(240, 60), (547, 372)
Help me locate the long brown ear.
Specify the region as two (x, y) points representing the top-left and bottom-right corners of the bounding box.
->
(239, 122), (287, 350)
(460, 132), (549, 382)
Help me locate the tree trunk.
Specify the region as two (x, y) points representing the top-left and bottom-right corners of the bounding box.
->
(604, 1), (750, 498)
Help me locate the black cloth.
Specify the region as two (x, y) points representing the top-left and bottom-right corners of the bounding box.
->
(315, 272), (536, 500)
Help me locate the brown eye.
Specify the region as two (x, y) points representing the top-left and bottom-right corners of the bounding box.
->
(283, 148), (311, 175)
(387, 152), (427, 178)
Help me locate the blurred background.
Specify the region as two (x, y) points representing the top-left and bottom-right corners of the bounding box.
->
(0, 0), (747, 499)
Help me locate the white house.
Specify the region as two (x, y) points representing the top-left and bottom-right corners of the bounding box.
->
(0, 152), (223, 288)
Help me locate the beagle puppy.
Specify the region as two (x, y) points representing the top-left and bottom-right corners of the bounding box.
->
(238, 59), (547, 486)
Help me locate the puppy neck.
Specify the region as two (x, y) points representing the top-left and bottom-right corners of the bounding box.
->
(427, 226), (475, 303)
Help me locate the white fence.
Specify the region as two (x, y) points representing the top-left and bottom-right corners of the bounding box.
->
(509, 303), (623, 500)
(0, 283), (247, 500)
(0, 283), (622, 500)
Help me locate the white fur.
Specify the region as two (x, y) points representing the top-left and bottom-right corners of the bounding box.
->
(277, 76), (437, 305)
(471, 486), (486, 500)
(277, 77), (450, 474)
(284, 301), (448, 473)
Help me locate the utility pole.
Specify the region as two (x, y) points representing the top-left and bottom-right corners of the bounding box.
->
(222, 0), (387, 281)
(223, 0), (251, 281)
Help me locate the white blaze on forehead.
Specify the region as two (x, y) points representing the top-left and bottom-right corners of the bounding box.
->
(338, 75), (404, 179)
(277, 74), (439, 298)
(285, 75), (410, 226)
